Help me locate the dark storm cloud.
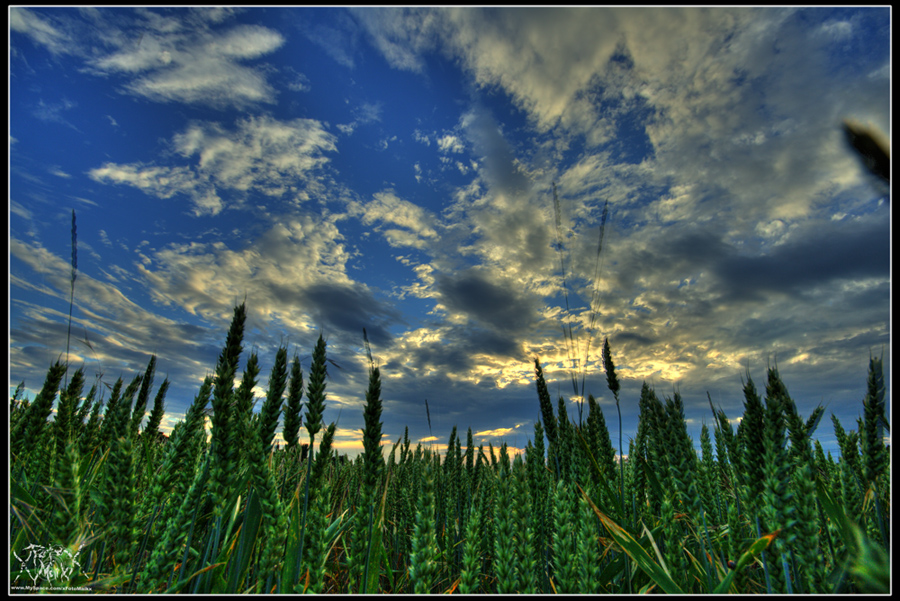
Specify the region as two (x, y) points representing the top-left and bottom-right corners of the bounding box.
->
(467, 327), (522, 358)
(612, 331), (655, 347)
(713, 215), (889, 302)
(667, 230), (732, 267)
(435, 269), (538, 333)
(385, 339), (474, 376)
(836, 280), (891, 319)
(615, 214), (889, 306)
(384, 322), (522, 381)
(611, 227), (728, 291)
(729, 316), (804, 348)
(299, 282), (401, 347)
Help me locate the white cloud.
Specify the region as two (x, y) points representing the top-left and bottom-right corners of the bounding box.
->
(437, 134), (464, 154)
(173, 116), (337, 194)
(350, 190), (439, 248)
(816, 19), (854, 41)
(89, 19), (284, 108)
(383, 228), (427, 249)
(12, 9), (286, 110)
(352, 7), (440, 73)
(89, 116), (337, 216)
(10, 200), (33, 221)
(136, 214), (361, 334)
(89, 163), (197, 197)
(357, 7), (626, 132)
(205, 24), (283, 58)
(9, 8), (71, 54)
(359, 7), (885, 234)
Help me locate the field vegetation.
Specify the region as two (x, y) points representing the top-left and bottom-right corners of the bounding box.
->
(9, 300), (890, 593)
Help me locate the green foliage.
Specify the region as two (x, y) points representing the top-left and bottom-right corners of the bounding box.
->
(208, 303), (246, 520)
(533, 358), (558, 455)
(361, 365), (385, 492)
(129, 355), (157, 438)
(551, 480), (579, 593)
(409, 458), (438, 594)
(11, 360), (66, 461)
(8, 304), (890, 593)
(259, 347), (287, 453)
(305, 334), (328, 446)
(458, 491), (482, 594)
(143, 377), (169, 442)
(281, 355), (304, 449)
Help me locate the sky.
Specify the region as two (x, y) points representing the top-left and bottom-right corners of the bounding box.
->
(9, 7), (891, 460)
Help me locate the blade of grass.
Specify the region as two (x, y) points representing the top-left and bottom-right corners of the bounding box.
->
(711, 531), (779, 594)
(281, 478), (305, 590)
(229, 489), (263, 593)
(363, 466), (392, 593)
(579, 484), (684, 594)
(162, 562), (228, 594)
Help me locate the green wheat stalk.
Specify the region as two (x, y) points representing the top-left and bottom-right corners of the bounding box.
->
(601, 337), (624, 513)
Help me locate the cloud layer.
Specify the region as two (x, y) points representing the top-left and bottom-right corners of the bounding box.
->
(10, 8), (890, 456)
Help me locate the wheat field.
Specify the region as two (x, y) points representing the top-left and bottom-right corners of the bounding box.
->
(9, 302), (890, 593)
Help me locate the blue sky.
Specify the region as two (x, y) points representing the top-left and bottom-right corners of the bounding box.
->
(9, 7), (890, 458)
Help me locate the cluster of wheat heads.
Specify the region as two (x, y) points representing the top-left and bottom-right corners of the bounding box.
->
(9, 304), (890, 593)
(535, 343), (889, 594)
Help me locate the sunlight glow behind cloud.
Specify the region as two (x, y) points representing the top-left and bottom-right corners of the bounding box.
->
(10, 7), (889, 457)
